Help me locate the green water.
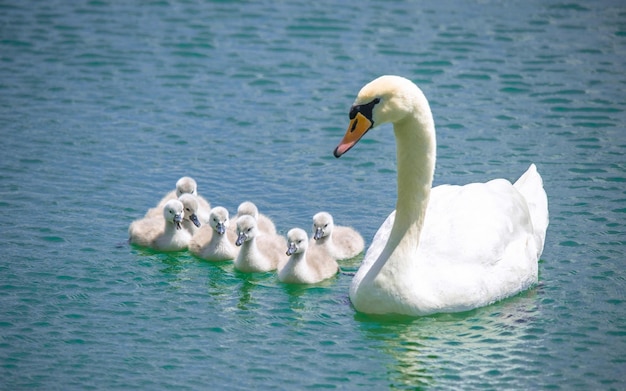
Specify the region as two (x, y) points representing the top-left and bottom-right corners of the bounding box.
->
(1, 0), (625, 389)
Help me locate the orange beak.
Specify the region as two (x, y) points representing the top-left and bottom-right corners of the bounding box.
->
(333, 112), (373, 158)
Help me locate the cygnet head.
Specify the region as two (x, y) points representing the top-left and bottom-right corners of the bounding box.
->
(235, 215), (258, 246)
(237, 201), (259, 219)
(175, 176), (198, 197)
(163, 199), (184, 230)
(286, 228), (309, 256)
(312, 212), (334, 240)
(209, 206), (230, 235)
(178, 194), (201, 228)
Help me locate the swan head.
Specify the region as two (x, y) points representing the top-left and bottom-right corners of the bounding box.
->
(163, 199), (184, 230)
(178, 194), (201, 228)
(209, 206), (230, 235)
(235, 215), (258, 246)
(237, 201), (259, 219)
(286, 228), (309, 256)
(312, 211), (334, 240)
(334, 75), (430, 157)
(175, 176), (198, 197)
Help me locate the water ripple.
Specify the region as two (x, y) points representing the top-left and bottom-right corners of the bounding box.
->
(1, 0), (625, 389)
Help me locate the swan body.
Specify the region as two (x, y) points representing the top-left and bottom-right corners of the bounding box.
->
(233, 215), (287, 273)
(334, 75), (548, 316)
(129, 199), (192, 252)
(310, 212), (364, 260)
(189, 206), (239, 261)
(279, 228), (339, 284)
(145, 176), (211, 222)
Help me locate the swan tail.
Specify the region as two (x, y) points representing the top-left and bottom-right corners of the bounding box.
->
(514, 164), (549, 256)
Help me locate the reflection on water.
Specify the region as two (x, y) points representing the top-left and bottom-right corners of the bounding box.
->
(235, 276), (258, 311)
(357, 289), (540, 389)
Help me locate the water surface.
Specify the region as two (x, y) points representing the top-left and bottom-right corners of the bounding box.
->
(1, 0), (625, 389)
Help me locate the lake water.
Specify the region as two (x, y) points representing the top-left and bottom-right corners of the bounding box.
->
(1, 0), (625, 389)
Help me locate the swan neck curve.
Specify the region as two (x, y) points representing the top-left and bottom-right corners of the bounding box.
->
(388, 112), (436, 253)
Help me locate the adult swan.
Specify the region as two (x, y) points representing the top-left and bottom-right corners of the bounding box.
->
(334, 75), (548, 316)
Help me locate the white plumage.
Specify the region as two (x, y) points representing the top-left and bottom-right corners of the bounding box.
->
(334, 75), (549, 316)
(189, 206), (239, 261)
(129, 199), (192, 252)
(233, 215), (287, 273)
(310, 211), (364, 261)
(279, 228), (339, 284)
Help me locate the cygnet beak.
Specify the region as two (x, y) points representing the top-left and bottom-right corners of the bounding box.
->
(216, 222), (226, 235)
(286, 242), (297, 256)
(334, 111), (373, 158)
(313, 227), (324, 240)
(190, 213), (201, 228)
(174, 213), (183, 230)
(235, 232), (247, 246)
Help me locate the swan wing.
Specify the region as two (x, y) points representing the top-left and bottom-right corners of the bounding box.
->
(421, 179), (535, 267)
(513, 164), (549, 256)
(361, 177), (537, 271)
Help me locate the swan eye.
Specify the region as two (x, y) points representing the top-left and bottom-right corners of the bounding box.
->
(350, 97), (380, 120)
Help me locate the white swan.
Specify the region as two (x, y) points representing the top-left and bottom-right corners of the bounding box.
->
(129, 199), (192, 252)
(233, 215), (287, 273)
(334, 75), (549, 316)
(279, 228), (339, 284)
(178, 193), (202, 235)
(189, 206), (239, 261)
(145, 176), (211, 222)
(310, 211), (365, 260)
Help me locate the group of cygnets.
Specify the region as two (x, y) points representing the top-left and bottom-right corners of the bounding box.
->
(128, 176), (365, 284)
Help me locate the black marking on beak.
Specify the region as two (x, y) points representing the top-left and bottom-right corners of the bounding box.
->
(349, 97), (380, 123)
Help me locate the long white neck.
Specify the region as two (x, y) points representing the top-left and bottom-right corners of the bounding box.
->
(373, 107), (436, 278)
(393, 115), (435, 246)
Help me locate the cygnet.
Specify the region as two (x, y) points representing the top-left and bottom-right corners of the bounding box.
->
(233, 215), (287, 273)
(189, 206), (239, 261)
(279, 228), (339, 284)
(234, 201), (277, 235)
(178, 193), (202, 235)
(129, 199), (192, 251)
(310, 212), (364, 260)
(145, 176), (211, 222)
